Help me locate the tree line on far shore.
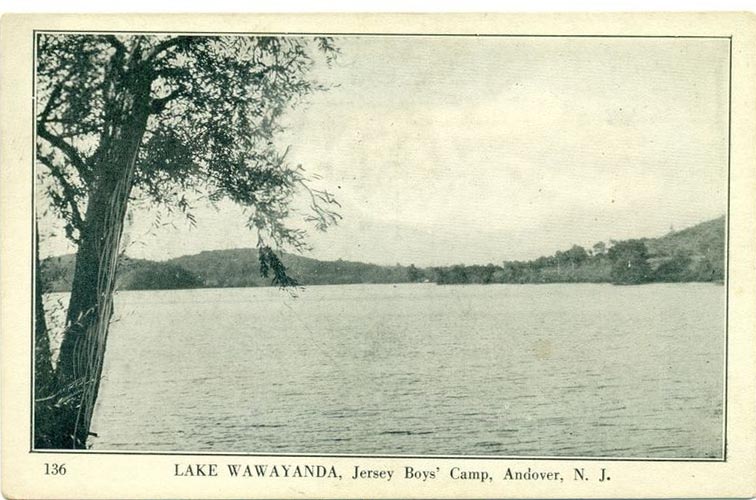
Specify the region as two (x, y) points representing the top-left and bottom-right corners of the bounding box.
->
(41, 216), (724, 291)
(424, 216), (724, 285)
(423, 239), (720, 286)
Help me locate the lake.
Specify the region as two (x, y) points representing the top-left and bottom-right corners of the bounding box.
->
(78, 283), (724, 458)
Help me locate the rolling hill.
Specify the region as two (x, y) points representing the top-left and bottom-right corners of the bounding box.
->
(40, 216), (725, 291)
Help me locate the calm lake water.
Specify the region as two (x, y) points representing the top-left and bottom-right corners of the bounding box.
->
(76, 283), (724, 458)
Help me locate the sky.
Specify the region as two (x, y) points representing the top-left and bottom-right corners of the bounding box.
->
(39, 36), (730, 266)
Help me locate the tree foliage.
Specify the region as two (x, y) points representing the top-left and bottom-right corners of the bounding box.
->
(37, 34), (340, 251)
(35, 33), (340, 449)
(607, 240), (653, 285)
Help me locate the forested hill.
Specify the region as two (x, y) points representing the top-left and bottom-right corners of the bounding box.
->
(644, 216), (724, 263)
(40, 216), (724, 291)
(169, 249), (411, 288)
(40, 250), (415, 292)
(428, 216), (724, 285)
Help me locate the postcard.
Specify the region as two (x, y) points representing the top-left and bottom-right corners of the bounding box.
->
(1, 12), (755, 499)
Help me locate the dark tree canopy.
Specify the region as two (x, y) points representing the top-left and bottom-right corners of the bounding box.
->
(607, 239), (653, 285)
(35, 33), (341, 449)
(37, 34), (340, 264)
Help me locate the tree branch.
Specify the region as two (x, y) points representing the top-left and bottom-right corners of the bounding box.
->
(38, 80), (64, 124)
(146, 36), (189, 63)
(102, 35), (126, 58)
(102, 35), (127, 80)
(37, 153), (84, 230)
(153, 66), (191, 80)
(37, 124), (89, 175)
(150, 87), (183, 114)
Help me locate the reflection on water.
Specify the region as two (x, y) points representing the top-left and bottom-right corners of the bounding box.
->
(78, 283), (723, 457)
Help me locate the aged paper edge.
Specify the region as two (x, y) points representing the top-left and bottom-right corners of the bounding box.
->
(2, 12), (755, 499)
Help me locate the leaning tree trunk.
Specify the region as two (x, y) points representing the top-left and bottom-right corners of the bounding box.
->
(51, 71), (152, 449)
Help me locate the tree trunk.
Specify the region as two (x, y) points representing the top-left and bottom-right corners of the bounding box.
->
(51, 69), (152, 449)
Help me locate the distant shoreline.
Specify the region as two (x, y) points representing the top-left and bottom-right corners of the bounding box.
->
(40, 216), (724, 293)
(40, 280), (724, 297)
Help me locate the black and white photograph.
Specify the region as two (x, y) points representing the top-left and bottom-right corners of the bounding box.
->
(31, 30), (729, 458)
(2, 12), (756, 500)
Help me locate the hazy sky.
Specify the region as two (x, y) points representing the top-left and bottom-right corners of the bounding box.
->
(40, 36), (729, 266)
